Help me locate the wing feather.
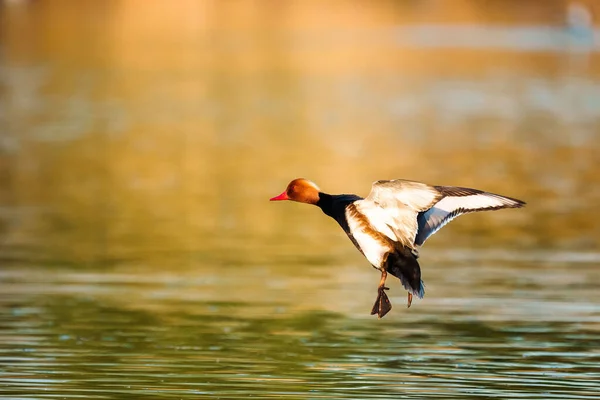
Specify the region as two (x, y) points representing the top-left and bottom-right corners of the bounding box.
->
(357, 180), (525, 249)
(414, 187), (525, 246)
(365, 179), (442, 211)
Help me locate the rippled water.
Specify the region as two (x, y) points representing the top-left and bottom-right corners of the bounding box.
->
(1, 250), (599, 399)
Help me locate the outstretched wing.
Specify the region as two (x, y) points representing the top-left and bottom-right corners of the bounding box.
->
(414, 186), (525, 246)
(357, 179), (443, 247)
(365, 179), (442, 211)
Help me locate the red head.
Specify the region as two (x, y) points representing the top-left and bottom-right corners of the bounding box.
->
(270, 178), (321, 205)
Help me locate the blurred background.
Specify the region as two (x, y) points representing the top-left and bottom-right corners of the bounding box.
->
(1, 1), (599, 399)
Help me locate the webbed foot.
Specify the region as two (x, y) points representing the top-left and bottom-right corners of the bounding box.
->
(370, 286), (392, 318)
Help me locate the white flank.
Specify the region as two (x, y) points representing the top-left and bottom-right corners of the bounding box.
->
(345, 207), (391, 267)
(355, 202), (396, 241)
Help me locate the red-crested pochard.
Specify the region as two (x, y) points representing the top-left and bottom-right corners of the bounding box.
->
(270, 178), (525, 318)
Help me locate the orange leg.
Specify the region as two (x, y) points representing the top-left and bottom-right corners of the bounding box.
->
(378, 269), (388, 288)
(407, 292), (413, 308)
(370, 270), (392, 318)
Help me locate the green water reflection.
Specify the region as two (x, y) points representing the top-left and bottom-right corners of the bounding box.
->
(1, 258), (600, 399)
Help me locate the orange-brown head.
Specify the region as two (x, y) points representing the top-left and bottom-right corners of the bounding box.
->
(270, 178), (321, 205)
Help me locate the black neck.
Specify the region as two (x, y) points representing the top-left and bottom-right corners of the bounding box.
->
(316, 192), (362, 218)
(316, 192), (335, 217)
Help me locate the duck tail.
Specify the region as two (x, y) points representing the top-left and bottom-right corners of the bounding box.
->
(386, 248), (425, 298)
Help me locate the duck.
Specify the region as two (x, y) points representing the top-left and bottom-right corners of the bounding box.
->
(270, 178), (525, 318)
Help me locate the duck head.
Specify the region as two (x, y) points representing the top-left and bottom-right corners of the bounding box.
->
(270, 178), (321, 205)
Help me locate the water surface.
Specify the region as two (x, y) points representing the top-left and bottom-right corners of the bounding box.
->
(1, 250), (600, 399)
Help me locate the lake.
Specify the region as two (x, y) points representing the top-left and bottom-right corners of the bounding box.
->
(1, 1), (599, 399)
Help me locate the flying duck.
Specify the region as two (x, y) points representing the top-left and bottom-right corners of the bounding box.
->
(270, 178), (525, 318)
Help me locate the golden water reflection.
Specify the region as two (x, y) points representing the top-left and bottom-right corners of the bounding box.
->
(1, 1), (599, 265)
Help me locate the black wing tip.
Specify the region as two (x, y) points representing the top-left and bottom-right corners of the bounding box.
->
(504, 196), (526, 208)
(515, 199), (526, 207)
(435, 185), (526, 208)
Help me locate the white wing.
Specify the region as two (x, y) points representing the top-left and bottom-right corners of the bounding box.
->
(414, 186), (525, 246)
(365, 179), (442, 211)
